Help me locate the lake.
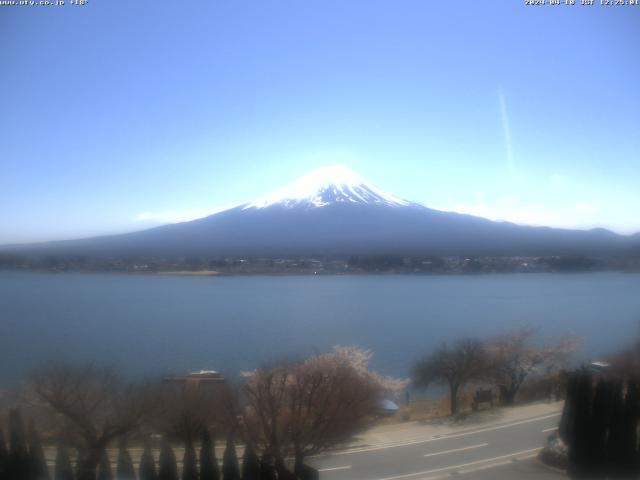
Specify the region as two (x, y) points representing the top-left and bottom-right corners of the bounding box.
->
(1, 271), (639, 384)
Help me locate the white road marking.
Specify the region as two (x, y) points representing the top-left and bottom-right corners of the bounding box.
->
(454, 451), (540, 476)
(401, 451), (542, 480)
(376, 447), (542, 480)
(423, 443), (488, 458)
(318, 465), (352, 472)
(542, 426), (558, 433)
(323, 412), (561, 456)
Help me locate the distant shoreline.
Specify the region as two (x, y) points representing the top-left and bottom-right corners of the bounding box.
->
(2, 253), (639, 276)
(1, 268), (639, 277)
(156, 270), (222, 276)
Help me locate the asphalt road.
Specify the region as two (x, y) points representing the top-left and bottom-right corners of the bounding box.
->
(307, 412), (566, 480)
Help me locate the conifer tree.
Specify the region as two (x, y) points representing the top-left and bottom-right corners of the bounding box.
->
(199, 429), (219, 480)
(587, 379), (611, 476)
(75, 449), (86, 480)
(116, 440), (136, 480)
(28, 419), (50, 480)
(293, 452), (305, 480)
(139, 439), (157, 480)
(558, 372), (576, 444)
(182, 437), (197, 480)
(566, 370), (592, 478)
(274, 458), (295, 480)
(607, 381), (626, 477)
(240, 443), (260, 480)
(621, 381), (640, 476)
(258, 454), (276, 480)
(222, 437), (240, 480)
(158, 439), (178, 480)
(0, 427), (9, 480)
(54, 443), (74, 480)
(7, 409), (30, 480)
(631, 381), (640, 475)
(97, 447), (114, 480)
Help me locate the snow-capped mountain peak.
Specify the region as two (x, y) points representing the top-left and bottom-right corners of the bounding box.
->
(243, 165), (412, 210)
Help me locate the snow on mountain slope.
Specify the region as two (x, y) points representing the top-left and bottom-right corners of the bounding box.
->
(242, 165), (413, 210)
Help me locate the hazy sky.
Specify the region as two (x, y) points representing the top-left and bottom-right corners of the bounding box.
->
(1, 1), (639, 244)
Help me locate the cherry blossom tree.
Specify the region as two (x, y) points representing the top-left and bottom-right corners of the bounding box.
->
(242, 346), (396, 474)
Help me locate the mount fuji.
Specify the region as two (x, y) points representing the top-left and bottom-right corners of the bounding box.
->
(4, 166), (638, 258)
(242, 166), (413, 210)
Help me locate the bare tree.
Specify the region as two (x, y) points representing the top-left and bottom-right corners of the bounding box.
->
(217, 382), (242, 438)
(243, 346), (386, 472)
(155, 382), (220, 442)
(242, 364), (290, 460)
(25, 363), (157, 480)
(413, 338), (489, 415)
(486, 327), (580, 405)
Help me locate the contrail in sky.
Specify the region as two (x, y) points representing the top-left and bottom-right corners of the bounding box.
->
(498, 87), (515, 176)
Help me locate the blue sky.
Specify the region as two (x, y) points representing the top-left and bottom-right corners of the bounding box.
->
(1, 0), (639, 244)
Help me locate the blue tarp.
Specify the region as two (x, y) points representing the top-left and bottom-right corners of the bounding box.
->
(378, 399), (399, 414)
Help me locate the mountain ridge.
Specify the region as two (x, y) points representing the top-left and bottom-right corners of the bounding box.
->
(2, 166), (639, 258)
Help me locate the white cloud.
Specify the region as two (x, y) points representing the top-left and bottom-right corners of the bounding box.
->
(435, 196), (604, 231)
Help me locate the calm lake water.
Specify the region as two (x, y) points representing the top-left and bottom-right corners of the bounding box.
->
(1, 271), (639, 383)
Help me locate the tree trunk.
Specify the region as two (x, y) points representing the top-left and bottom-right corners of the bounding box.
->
(275, 457), (294, 480)
(293, 452), (304, 478)
(449, 383), (459, 415)
(499, 385), (516, 406)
